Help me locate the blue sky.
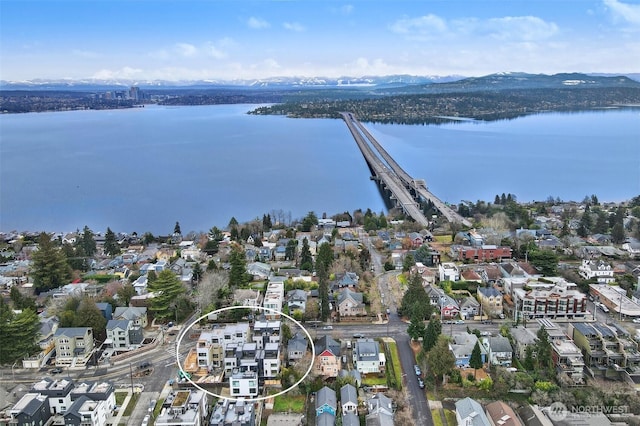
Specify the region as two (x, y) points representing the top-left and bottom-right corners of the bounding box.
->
(1, 0), (639, 81)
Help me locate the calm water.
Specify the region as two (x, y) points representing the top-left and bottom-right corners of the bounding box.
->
(1, 105), (638, 235)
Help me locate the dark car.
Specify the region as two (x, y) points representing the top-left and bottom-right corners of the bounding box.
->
(51, 367), (63, 374)
(417, 377), (425, 389)
(353, 333), (365, 339)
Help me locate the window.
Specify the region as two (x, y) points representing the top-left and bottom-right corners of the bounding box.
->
(233, 389), (240, 394)
(249, 388), (256, 394)
(232, 381), (239, 387)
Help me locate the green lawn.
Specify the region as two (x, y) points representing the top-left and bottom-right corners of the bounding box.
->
(444, 409), (457, 425)
(432, 409), (444, 426)
(362, 375), (388, 386)
(385, 341), (403, 390)
(123, 393), (139, 416)
(115, 391), (128, 406)
(273, 394), (306, 413)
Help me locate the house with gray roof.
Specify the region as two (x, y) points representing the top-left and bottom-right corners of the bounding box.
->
(7, 393), (51, 426)
(366, 393), (394, 426)
(287, 333), (308, 363)
(340, 384), (358, 415)
(510, 327), (538, 360)
(450, 333), (487, 368)
(315, 386), (337, 416)
(113, 306), (148, 328)
(338, 288), (366, 317)
(54, 327), (94, 367)
(317, 411), (336, 426)
(342, 413), (359, 426)
(455, 397), (491, 426)
(286, 289), (307, 313)
(353, 339), (385, 374)
(483, 335), (513, 367)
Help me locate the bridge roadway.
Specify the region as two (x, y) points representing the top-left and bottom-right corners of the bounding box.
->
(343, 112), (472, 227)
(342, 113), (430, 228)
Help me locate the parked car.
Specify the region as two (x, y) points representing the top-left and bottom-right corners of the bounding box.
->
(322, 325), (333, 330)
(632, 318), (640, 324)
(51, 367), (63, 374)
(455, 320), (465, 324)
(353, 333), (365, 338)
(414, 365), (422, 376)
(417, 377), (425, 389)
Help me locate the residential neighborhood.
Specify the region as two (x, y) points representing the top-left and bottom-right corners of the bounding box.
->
(1, 195), (640, 425)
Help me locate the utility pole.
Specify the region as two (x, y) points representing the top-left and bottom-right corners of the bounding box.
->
(129, 362), (134, 394)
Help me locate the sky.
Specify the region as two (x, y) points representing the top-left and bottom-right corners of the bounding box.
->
(1, 0), (639, 82)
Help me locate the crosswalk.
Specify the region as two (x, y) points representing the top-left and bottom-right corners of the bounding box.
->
(163, 345), (186, 367)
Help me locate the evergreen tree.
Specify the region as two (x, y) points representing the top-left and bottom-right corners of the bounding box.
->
(228, 243), (249, 287)
(523, 345), (535, 371)
(285, 239), (298, 262)
(228, 217), (239, 228)
(407, 314), (426, 341)
(300, 238), (313, 272)
(174, 221), (182, 235)
(79, 226), (97, 258)
(0, 299), (40, 364)
(262, 214), (272, 230)
(104, 227), (120, 256)
(147, 270), (185, 320)
(469, 341), (483, 378)
(578, 210), (592, 237)
(9, 286), (36, 312)
(399, 273), (432, 320)
(192, 263), (203, 283)
(31, 232), (71, 294)
(535, 326), (553, 370)
(528, 249), (558, 276)
(117, 283), (136, 306)
(74, 298), (107, 341)
(494, 194), (501, 205)
(62, 242), (84, 271)
(402, 253), (415, 272)
(426, 335), (455, 386)
(301, 211), (318, 232)
(359, 247), (371, 272)
(423, 317), (441, 353)
(316, 242), (334, 272)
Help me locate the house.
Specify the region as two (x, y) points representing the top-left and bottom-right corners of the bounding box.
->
(408, 232), (424, 248)
(210, 398), (255, 426)
(286, 289), (307, 314)
(113, 306), (148, 328)
(550, 338), (585, 384)
(477, 287), (503, 318)
(450, 333), (487, 367)
(579, 260), (615, 283)
(69, 381), (116, 413)
(95, 302), (113, 321)
(455, 397), (491, 426)
(7, 393), (51, 426)
(155, 389), (208, 426)
(485, 401), (522, 426)
(461, 269), (483, 283)
(439, 294), (460, 319)
(232, 289), (262, 308)
(315, 336), (341, 378)
(337, 288), (366, 317)
(450, 245), (512, 262)
(366, 393), (394, 426)
(338, 369), (362, 387)
(353, 339), (385, 375)
(459, 296), (480, 320)
(287, 333), (308, 363)
(510, 327), (538, 360)
(263, 281), (285, 319)
(247, 262), (271, 280)
(622, 239), (640, 257)
(482, 335), (513, 367)
(315, 386), (337, 416)
(317, 412), (336, 426)
(64, 395), (109, 426)
(340, 384), (358, 415)
(331, 272), (359, 291)
(106, 319), (143, 349)
(30, 378), (74, 414)
(438, 262), (459, 281)
(54, 327), (95, 367)
(342, 413), (359, 426)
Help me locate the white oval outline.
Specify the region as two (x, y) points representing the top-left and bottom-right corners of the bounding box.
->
(175, 305), (316, 402)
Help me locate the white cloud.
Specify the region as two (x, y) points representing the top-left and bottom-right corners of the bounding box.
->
(484, 16), (558, 40)
(176, 43), (197, 57)
(204, 42), (227, 59)
(283, 22), (305, 32)
(604, 0), (640, 26)
(389, 14), (448, 38)
(247, 17), (270, 29)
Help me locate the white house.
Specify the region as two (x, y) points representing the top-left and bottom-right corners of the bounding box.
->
(578, 259), (615, 283)
(438, 262), (460, 282)
(353, 339), (385, 375)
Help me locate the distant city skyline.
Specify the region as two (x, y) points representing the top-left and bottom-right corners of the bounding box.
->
(1, 0), (639, 82)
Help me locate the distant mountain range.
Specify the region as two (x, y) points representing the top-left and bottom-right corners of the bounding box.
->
(1, 72), (638, 92)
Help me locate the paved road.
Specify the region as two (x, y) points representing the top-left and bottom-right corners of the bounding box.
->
(396, 334), (434, 426)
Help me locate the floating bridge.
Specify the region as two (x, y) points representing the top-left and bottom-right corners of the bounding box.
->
(341, 112), (471, 228)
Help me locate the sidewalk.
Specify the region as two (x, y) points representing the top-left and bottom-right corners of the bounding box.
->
(109, 389), (132, 426)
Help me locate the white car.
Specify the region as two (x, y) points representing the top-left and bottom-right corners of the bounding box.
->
(322, 325), (333, 330)
(633, 318), (640, 324)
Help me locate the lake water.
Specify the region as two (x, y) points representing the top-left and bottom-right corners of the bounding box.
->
(1, 105), (638, 235)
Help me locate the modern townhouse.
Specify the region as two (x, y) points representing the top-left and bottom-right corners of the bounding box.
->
(210, 398), (255, 426)
(54, 327), (95, 367)
(353, 339), (385, 375)
(155, 389), (208, 426)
